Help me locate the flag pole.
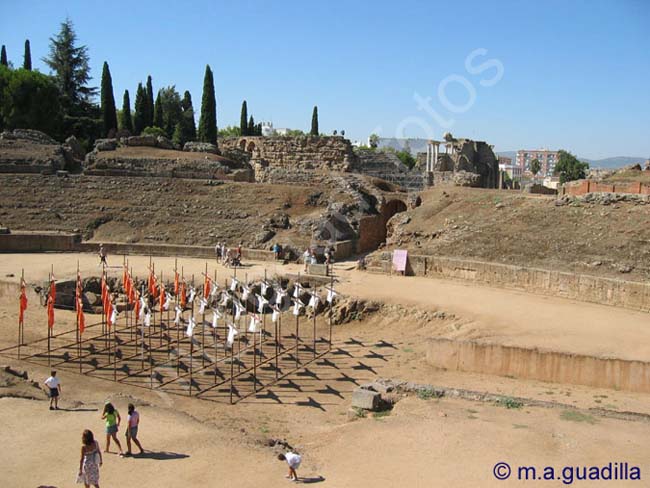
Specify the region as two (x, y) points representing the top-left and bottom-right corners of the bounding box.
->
(18, 269), (24, 359)
(77, 261), (82, 374)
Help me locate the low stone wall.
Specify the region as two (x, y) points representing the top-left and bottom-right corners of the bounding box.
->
(0, 231), (81, 252)
(560, 179), (650, 196)
(372, 253), (650, 312)
(426, 338), (650, 394)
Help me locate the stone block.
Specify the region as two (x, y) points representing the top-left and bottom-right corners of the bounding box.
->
(351, 388), (380, 410)
(307, 263), (329, 276)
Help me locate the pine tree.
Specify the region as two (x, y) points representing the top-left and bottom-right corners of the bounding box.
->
(100, 61), (118, 136)
(310, 106), (319, 136)
(133, 83), (147, 135)
(145, 75), (154, 128)
(240, 100), (248, 136)
(23, 40), (32, 70)
(43, 18), (97, 113)
(248, 115), (255, 136)
(120, 89), (133, 134)
(256, 123), (262, 136)
(197, 65), (217, 145)
(1, 45), (7, 66)
(174, 90), (196, 145)
(153, 90), (164, 129)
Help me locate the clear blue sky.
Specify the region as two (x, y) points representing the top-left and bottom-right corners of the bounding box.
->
(2, 0), (649, 159)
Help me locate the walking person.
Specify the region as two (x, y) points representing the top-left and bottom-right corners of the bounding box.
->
(43, 370), (61, 410)
(278, 451), (302, 482)
(98, 244), (108, 268)
(101, 402), (124, 456)
(125, 403), (144, 456)
(78, 429), (102, 488)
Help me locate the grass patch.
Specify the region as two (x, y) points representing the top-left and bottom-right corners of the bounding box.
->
(259, 425), (269, 434)
(495, 397), (524, 409)
(512, 424), (528, 429)
(417, 387), (443, 400)
(352, 407), (366, 419)
(402, 347), (414, 353)
(560, 410), (597, 424)
(467, 415), (478, 420)
(467, 408), (479, 414)
(373, 410), (391, 420)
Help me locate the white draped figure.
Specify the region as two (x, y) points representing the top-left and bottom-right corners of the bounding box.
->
(327, 288), (337, 304)
(234, 300), (246, 320)
(308, 293), (320, 309)
(241, 285), (250, 301)
(212, 309), (222, 329)
(271, 306), (280, 323)
(138, 296), (146, 319)
(293, 283), (302, 299)
(257, 295), (268, 314)
(248, 314), (260, 333)
(230, 278), (239, 292)
(210, 284), (220, 299)
(186, 316), (196, 338)
(226, 324), (238, 347)
(275, 288), (286, 306)
(220, 292), (229, 307)
(261, 281), (269, 295)
(174, 305), (182, 326)
(144, 311), (151, 327)
(198, 297), (208, 314)
(293, 299), (303, 316)
(188, 287), (196, 304)
(163, 292), (172, 311)
(110, 308), (119, 327)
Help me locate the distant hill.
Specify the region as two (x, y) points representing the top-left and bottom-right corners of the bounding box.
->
(496, 152), (646, 169)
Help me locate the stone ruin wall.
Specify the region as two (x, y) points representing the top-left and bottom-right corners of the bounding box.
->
(220, 135), (357, 184)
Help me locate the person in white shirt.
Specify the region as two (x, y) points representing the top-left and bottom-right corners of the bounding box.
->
(278, 451), (302, 481)
(43, 370), (61, 410)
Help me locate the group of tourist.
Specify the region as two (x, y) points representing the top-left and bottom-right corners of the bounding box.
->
(302, 245), (334, 272)
(43, 371), (145, 488)
(214, 242), (242, 267)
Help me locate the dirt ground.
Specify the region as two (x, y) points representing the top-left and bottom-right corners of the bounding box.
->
(1, 253), (649, 487)
(382, 186), (650, 281)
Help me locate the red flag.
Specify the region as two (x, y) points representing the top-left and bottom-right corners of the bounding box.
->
(122, 267), (127, 291)
(101, 275), (107, 305)
(77, 297), (85, 334)
(174, 271), (179, 295)
(128, 278), (136, 305)
(47, 295), (54, 329)
(19, 278), (28, 324)
(203, 275), (211, 298)
(159, 283), (166, 308)
(180, 281), (186, 308)
(106, 296), (113, 329)
(49, 277), (56, 304)
(134, 290), (141, 322)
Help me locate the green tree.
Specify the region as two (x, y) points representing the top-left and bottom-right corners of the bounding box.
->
(368, 133), (379, 148)
(248, 115), (255, 136)
(100, 61), (117, 136)
(0, 65), (63, 137)
(120, 89), (133, 133)
(133, 82), (147, 135)
(145, 75), (154, 128)
(197, 65), (217, 145)
(158, 86), (182, 138)
(555, 150), (589, 184)
(530, 158), (541, 178)
(218, 125), (241, 138)
(23, 40), (32, 70)
(240, 100), (248, 136)
(176, 90), (196, 144)
(1, 45), (7, 67)
(310, 105), (319, 136)
(43, 18), (97, 114)
(153, 90), (164, 130)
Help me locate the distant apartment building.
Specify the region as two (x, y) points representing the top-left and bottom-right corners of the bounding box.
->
(499, 158), (522, 181)
(516, 149), (559, 177)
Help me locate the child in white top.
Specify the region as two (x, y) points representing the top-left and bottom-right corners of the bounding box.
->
(278, 452), (301, 481)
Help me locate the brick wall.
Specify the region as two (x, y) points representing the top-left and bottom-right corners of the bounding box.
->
(560, 179), (650, 196)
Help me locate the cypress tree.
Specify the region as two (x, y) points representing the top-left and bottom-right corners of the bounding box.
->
(248, 115), (255, 136)
(120, 89), (133, 133)
(23, 40), (32, 70)
(153, 90), (164, 129)
(180, 90), (196, 143)
(133, 83), (146, 135)
(197, 65), (217, 145)
(1, 45), (7, 66)
(310, 106), (319, 136)
(100, 61), (118, 136)
(240, 100), (248, 136)
(145, 75), (154, 128)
